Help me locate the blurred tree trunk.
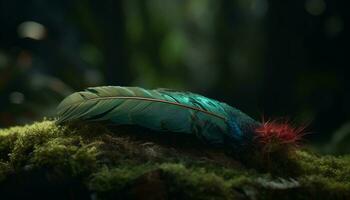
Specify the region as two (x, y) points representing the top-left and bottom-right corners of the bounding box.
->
(100, 0), (128, 85)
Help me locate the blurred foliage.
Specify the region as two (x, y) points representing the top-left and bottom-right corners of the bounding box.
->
(325, 122), (350, 154)
(0, 0), (349, 150)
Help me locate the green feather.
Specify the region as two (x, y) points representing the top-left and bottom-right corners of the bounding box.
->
(57, 86), (257, 145)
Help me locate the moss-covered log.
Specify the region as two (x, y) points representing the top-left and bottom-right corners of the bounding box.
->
(0, 120), (349, 199)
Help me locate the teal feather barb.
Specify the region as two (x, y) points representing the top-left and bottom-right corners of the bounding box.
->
(57, 86), (260, 147)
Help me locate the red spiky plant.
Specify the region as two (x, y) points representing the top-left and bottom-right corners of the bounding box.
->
(254, 118), (306, 153)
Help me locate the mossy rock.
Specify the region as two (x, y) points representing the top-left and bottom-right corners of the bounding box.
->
(0, 120), (349, 199)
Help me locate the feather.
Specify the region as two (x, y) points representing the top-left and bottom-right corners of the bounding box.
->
(57, 86), (260, 147)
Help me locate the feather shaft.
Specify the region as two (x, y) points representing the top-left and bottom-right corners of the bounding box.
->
(58, 96), (226, 121)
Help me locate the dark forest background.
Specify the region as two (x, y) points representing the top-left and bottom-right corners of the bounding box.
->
(0, 0), (348, 152)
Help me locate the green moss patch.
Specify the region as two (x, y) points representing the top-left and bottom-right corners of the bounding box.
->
(0, 120), (350, 199)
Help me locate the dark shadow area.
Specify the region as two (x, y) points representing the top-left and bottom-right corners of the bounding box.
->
(0, 168), (90, 199)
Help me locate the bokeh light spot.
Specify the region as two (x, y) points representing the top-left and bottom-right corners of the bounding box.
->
(9, 92), (25, 104)
(0, 51), (9, 68)
(251, 0), (268, 18)
(324, 16), (344, 37)
(80, 44), (103, 66)
(17, 21), (46, 40)
(305, 0), (326, 16)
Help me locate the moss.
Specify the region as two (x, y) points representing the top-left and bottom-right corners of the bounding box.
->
(89, 165), (155, 193)
(30, 136), (100, 177)
(159, 163), (244, 199)
(296, 150), (350, 181)
(0, 120), (350, 199)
